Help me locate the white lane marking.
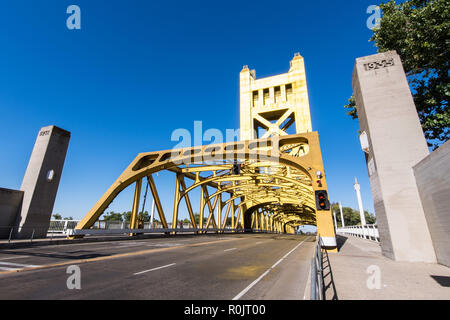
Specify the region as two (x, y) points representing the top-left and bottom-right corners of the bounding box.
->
(133, 263), (176, 275)
(0, 266), (19, 271)
(117, 244), (142, 248)
(255, 242), (263, 245)
(0, 261), (41, 268)
(232, 238), (307, 300)
(146, 243), (182, 247)
(0, 256), (30, 261)
(224, 248), (237, 252)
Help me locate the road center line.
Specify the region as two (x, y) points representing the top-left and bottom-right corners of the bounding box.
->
(232, 238), (308, 300)
(0, 266), (18, 271)
(0, 256), (30, 261)
(0, 262), (40, 268)
(117, 244), (142, 248)
(134, 263), (176, 275)
(224, 248), (237, 252)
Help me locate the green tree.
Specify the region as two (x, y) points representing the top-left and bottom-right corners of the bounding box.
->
(330, 202), (376, 226)
(118, 211), (151, 222)
(52, 213), (62, 220)
(122, 211), (132, 222)
(103, 211), (123, 222)
(345, 0), (449, 149)
(141, 211), (150, 222)
(193, 213), (207, 225)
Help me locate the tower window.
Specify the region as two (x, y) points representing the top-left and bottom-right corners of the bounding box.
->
(263, 88), (270, 105)
(274, 86), (281, 103)
(286, 84), (293, 101)
(252, 91), (259, 107)
(286, 84), (293, 94)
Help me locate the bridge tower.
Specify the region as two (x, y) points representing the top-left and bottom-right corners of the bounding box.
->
(239, 53), (336, 248)
(240, 53), (312, 140)
(74, 53), (337, 251)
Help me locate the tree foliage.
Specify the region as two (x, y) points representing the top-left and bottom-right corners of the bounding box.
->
(103, 211), (154, 222)
(330, 203), (377, 227)
(52, 213), (62, 220)
(103, 211), (124, 222)
(345, 0), (449, 149)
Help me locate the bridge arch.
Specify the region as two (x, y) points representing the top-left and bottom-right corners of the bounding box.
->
(73, 133), (334, 243)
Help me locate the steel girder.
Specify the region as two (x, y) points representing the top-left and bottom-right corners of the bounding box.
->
(73, 132), (335, 240)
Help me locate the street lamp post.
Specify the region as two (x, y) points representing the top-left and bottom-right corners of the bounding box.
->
(353, 177), (367, 226)
(339, 202), (345, 228)
(354, 177), (367, 239)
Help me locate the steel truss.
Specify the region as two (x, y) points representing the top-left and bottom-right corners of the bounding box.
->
(73, 132), (334, 237)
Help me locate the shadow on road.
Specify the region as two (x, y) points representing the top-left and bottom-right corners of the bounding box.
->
(0, 250), (109, 260)
(335, 234), (348, 251)
(322, 248), (338, 300)
(430, 275), (450, 287)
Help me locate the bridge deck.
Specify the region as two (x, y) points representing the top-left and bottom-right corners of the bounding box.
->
(0, 234), (314, 299)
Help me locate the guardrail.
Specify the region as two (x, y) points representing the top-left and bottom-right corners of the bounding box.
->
(48, 220), (80, 234)
(48, 220), (196, 235)
(1, 220), (281, 242)
(0, 226), (59, 243)
(310, 236), (324, 300)
(337, 224), (379, 242)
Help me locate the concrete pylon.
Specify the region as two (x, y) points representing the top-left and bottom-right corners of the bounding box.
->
(353, 177), (366, 226)
(15, 126), (70, 238)
(352, 51), (436, 262)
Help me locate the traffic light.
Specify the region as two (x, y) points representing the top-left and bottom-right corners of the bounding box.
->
(315, 190), (330, 210)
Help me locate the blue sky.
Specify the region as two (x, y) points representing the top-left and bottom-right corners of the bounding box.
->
(0, 0), (385, 221)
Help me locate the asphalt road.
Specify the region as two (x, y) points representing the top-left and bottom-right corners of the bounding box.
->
(0, 233), (315, 299)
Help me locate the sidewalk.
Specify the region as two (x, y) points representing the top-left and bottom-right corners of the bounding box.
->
(324, 235), (450, 300)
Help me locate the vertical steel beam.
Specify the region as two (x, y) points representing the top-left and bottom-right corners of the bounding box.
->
(205, 195), (218, 230)
(179, 174), (197, 229)
(129, 179), (142, 235)
(235, 206), (242, 230)
(240, 204), (245, 230)
(147, 175), (168, 229)
(217, 193), (222, 233)
(202, 185), (218, 231)
(231, 200), (235, 231)
(222, 202), (232, 229)
(172, 174), (181, 233)
(200, 185), (205, 230)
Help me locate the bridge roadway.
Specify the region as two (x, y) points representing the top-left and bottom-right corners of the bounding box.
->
(0, 233), (314, 299)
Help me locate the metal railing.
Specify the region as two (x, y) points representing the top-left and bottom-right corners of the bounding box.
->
(1, 219), (282, 242)
(50, 219), (281, 236)
(48, 220), (80, 234)
(0, 226), (58, 243)
(67, 227), (280, 236)
(310, 236), (324, 300)
(337, 224), (379, 242)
